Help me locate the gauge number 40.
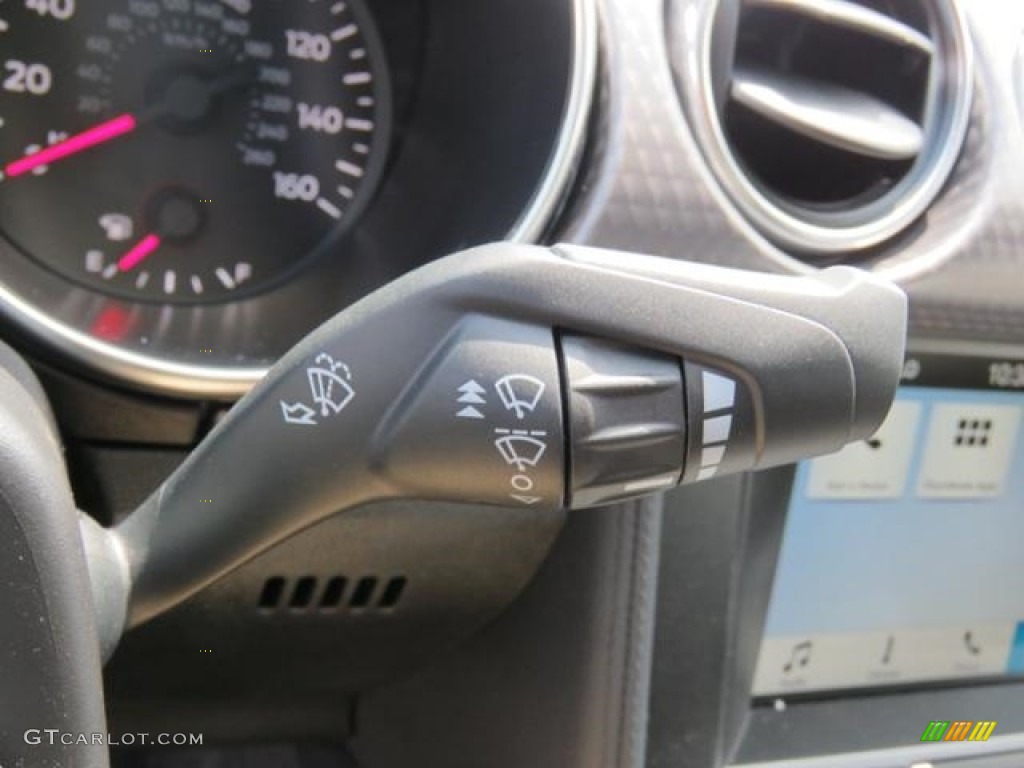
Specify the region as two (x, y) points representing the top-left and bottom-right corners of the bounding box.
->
(24, 0), (76, 20)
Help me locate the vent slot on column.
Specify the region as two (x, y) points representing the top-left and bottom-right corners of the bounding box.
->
(257, 574), (408, 615)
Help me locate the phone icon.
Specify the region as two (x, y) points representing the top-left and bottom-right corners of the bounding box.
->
(963, 630), (982, 656)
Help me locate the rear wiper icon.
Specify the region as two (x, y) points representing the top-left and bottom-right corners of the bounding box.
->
(495, 374), (545, 419)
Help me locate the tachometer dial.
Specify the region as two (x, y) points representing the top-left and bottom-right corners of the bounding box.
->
(0, 0), (390, 303)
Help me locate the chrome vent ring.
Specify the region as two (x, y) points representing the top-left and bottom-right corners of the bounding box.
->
(670, 0), (974, 256)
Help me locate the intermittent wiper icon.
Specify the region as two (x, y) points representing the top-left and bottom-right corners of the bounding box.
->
(494, 429), (548, 472)
(495, 374), (545, 419)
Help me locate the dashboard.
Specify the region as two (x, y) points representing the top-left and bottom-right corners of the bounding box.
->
(1, 1), (1024, 767)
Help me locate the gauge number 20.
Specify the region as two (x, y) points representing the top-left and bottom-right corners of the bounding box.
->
(2, 60), (53, 95)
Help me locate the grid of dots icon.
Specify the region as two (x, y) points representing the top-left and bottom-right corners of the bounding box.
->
(954, 418), (992, 448)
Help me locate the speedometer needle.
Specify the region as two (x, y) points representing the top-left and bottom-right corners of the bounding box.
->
(117, 233), (161, 272)
(4, 114), (138, 179)
(3, 62), (254, 180)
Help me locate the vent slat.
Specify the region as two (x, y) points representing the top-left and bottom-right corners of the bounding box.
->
(378, 577), (407, 609)
(731, 69), (924, 160)
(319, 576), (347, 609)
(258, 576), (286, 610)
(744, 0), (934, 55)
(349, 577), (378, 609)
(289, 576), (317, 609)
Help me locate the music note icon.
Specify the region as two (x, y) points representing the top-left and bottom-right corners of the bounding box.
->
(782, 640), (813, 674)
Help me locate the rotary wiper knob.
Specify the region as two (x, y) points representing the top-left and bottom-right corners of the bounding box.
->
(562, 336), (687, 508)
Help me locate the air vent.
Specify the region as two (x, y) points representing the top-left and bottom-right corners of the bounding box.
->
(257, 575), (407, 615)
(672, 0), (973, 255)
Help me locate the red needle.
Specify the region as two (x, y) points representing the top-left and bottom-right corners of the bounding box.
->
(4, 113), (137, 179)
(117, 234), (161, 272)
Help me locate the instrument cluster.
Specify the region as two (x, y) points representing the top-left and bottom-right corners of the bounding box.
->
(0, 0), (592, 397)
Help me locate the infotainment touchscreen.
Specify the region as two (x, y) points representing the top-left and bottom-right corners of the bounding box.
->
(754, 353), (1024, 697)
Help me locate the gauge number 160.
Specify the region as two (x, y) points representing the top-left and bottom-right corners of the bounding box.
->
(273, 172), (320, 202)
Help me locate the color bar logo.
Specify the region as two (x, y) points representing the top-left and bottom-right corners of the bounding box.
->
(920, 721), (997, 742)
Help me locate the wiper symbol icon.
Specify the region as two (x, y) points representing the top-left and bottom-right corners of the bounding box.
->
(495, 374), (545, 419)
(307, 354), (354, 417)
(494, 433), (548, 472)
(280, 353), (355, 427)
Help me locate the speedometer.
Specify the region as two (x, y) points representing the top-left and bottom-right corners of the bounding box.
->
(0, 0), (389, 303)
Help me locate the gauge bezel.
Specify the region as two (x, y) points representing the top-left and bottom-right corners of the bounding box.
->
(0, 0), (597, 399)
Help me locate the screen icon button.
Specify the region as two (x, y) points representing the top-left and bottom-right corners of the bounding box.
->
(806, 400), (921, 499)
(917, 403), (1021, 498)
